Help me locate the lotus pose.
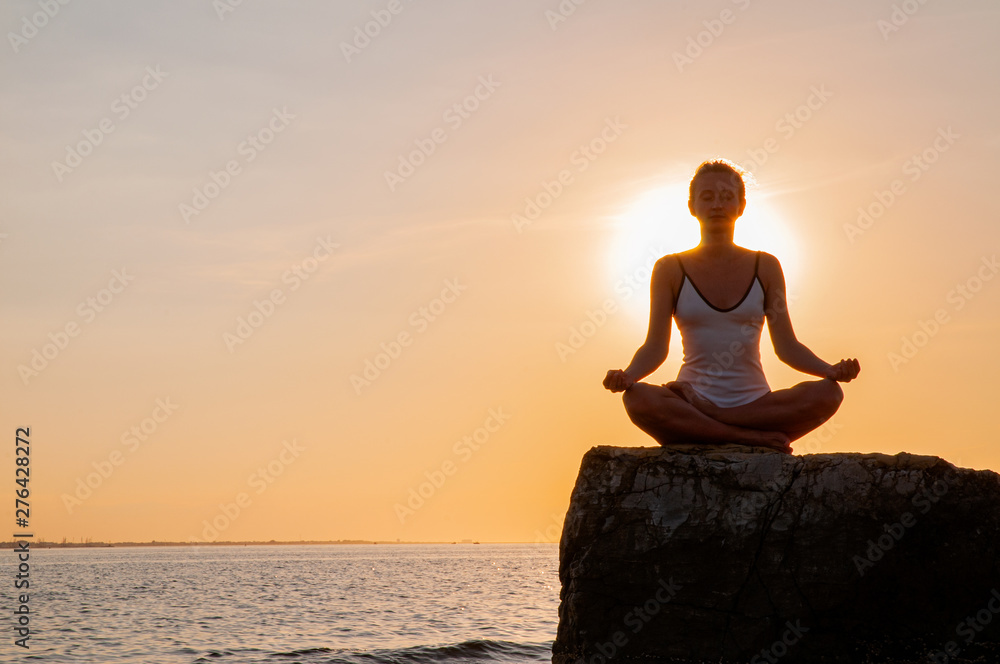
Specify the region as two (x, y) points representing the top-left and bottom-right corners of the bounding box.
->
(603, 159), (860, 454)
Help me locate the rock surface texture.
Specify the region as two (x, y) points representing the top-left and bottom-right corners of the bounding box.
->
(553, 444), (1000, 664)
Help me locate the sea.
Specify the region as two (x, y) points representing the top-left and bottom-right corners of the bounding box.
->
(9, 543), (559, 664)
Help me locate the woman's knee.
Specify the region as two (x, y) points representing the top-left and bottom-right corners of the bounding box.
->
(622, 383), (650, 418)
(817, 378), (844, 413)
(623, 382), (663, 425)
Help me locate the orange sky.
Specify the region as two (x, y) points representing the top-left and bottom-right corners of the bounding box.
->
(3, 1), (999, 543)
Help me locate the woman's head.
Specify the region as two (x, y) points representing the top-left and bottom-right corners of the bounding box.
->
(688, 158), (751, 205)
(688, 158), (753, 223)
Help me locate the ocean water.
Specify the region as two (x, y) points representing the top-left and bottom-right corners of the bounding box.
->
(12, 543), (559, 664)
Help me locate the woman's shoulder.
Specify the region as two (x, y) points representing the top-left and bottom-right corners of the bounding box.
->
(653, 253), (686, 276)
(651, 254), (685, 290)
(755, 250), (783, 271)
(754, 250), (786, 292)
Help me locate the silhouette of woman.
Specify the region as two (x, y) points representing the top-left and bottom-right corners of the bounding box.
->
(603, 159), (860, 454)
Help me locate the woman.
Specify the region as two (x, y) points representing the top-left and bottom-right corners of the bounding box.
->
(603, 159), (860, 454)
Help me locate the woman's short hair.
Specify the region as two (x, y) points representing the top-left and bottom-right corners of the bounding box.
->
(688, 158), (754, 204)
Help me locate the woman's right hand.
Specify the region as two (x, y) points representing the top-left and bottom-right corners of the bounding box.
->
(825, 358), (861, 382)
(603, 369), (636, 393)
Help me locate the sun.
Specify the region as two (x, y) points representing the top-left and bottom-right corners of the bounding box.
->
(608, 183), (801, 322)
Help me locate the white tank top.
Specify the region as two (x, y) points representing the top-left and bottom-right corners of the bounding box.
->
(673, 252), (771, 408)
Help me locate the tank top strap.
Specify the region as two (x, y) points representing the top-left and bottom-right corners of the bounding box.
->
(673, 254), (686, 312)
(673, 251), (761, 313)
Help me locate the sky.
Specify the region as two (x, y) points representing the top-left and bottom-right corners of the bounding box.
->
(2, 0), (999, 544)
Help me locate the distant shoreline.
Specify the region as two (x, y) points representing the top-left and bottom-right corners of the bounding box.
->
(0, 539), (554, 549)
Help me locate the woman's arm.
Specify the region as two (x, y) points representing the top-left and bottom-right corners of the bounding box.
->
(760, 252), (860, 380)
(604, 257), (678, 392)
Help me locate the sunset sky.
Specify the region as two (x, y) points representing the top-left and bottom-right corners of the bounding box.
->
(2, 0), (999, 544)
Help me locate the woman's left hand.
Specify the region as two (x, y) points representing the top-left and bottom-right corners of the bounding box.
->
(825, 358), (860, 382)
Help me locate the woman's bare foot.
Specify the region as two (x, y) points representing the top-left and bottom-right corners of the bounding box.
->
(665, 381), (718, 417)
(664, 381), (791, 453)
(745, 429), (793, 454)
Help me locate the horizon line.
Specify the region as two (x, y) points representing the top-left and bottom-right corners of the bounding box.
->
(1, 538), (557, 548)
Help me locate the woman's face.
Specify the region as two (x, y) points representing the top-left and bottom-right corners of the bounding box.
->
(688, 172), (746, 224)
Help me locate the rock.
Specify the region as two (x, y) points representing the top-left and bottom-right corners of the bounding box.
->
(553, 444), (1000, 664)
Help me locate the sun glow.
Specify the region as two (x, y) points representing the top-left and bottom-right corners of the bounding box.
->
(609, 184), (801, 322)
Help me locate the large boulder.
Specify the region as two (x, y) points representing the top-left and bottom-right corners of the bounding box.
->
(553, 444), (1000, 664)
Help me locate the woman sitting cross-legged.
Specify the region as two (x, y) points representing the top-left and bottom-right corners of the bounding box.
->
(603, 159), (860, 454)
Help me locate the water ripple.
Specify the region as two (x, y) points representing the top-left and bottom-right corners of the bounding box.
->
(19, 544), (559, 664)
